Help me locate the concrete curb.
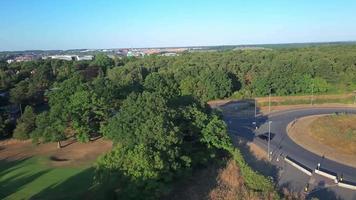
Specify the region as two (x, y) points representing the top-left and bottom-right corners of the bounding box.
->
(314, 168), (338, 183)
(284, 156), (313, 176)
(338, 180), (356, 190)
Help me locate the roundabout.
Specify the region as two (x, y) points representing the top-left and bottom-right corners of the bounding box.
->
(288, 114), (356, 168)
(222, 103), (356, 193)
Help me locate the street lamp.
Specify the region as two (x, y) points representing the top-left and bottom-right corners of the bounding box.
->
(311, 81), (314, 106)
(269, 90), (271, 114)
(254, 98), (257, 118)
(268, 121), (272, 160)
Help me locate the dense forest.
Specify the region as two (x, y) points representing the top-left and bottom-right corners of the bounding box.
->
(1, 45), (356, 198)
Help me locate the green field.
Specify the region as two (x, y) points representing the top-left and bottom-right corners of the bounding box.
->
(0, 157), (114, 200)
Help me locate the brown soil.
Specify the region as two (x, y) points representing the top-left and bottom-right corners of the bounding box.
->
(0, 138), (112, 167)
(287, 115), (356, 168)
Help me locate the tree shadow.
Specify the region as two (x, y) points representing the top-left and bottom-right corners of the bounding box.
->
(29, 168), (116, 200)
(0, 158), (51, 199)
(220, 99), (268, 142)
(161, 158), (227, 200)
(306, 188), (343, 200)
(234, 138), (279, 180)
(218, 100), (279, 179)
(0, 158), (115, 200)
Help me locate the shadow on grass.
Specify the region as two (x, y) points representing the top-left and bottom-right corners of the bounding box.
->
(0, 158), (51, 199)
(0, 158), (116, 200)
(28, 168), (117, 200)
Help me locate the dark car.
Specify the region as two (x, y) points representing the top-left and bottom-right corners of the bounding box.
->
(257, 132), (275, 141)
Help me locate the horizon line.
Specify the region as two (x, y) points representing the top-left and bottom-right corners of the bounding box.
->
(1, 40), (356, 53)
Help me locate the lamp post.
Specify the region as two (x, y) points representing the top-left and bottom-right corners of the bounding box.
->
(254, 98), (257, 118)
(269, 89), (271, 114)
(253, 98), (257, 129)
(311, 81), (314, 106)
(268, 121), (272, 160)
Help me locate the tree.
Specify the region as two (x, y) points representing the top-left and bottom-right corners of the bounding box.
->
(98, 92), (187, 198)
(68, 89), (109, 142)
(179, 69), (232, 102)
(313, 77), (328, 93)
(13, 106), (36, 140)
(48, 74), (85, 121)
(143, 72), (179, 99)
(107, 66), (146, 96)
(202, 115), (232, 150)
(10, 80), (30, 113)
(91, 53), (114, 73)
(31, 111), (66, 147)
(0, 116), (5, 138)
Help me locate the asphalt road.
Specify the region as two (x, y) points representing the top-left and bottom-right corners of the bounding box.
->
(223, 105), (356, 183)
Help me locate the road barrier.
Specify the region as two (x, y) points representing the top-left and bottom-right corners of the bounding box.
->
(284, 156), (313, 176)
(314, 168), (338, 183)
(338, 180), (356, 190)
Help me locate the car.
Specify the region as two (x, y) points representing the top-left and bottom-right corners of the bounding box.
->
(257, 132), (275, 141)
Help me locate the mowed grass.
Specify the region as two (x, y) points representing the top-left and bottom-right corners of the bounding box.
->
(0, 156), (114, 200)
(309, 114), (356, 155)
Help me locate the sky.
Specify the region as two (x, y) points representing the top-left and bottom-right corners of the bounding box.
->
(1, 0), (356, 51)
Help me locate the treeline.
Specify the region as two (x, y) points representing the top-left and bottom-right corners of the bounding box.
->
(1, 45), (356, 198)
(120, 45), (356, 97)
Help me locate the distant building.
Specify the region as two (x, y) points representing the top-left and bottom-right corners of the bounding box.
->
(14, 55), (34, 62)
(6, 59), (14, 64)
(42, 55), (93, 61)
(161, 52), (178, 56)
(43, 55), (75, 61)
(127, 50), (145, 57)
(76, 55), (93, 61)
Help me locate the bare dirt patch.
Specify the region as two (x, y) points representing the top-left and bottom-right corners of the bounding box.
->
(288, 115), (356, 168)
(0, 138), (112, 167)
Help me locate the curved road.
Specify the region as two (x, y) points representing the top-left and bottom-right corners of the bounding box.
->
(223, 105), (356, 183)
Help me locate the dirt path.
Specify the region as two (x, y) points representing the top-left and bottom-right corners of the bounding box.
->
(0, 138), (112, 167)
(287, 115), (356, 168)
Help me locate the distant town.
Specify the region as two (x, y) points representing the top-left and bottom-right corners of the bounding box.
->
(1, 41), (355, 63)
(1, 47), (196, 63)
